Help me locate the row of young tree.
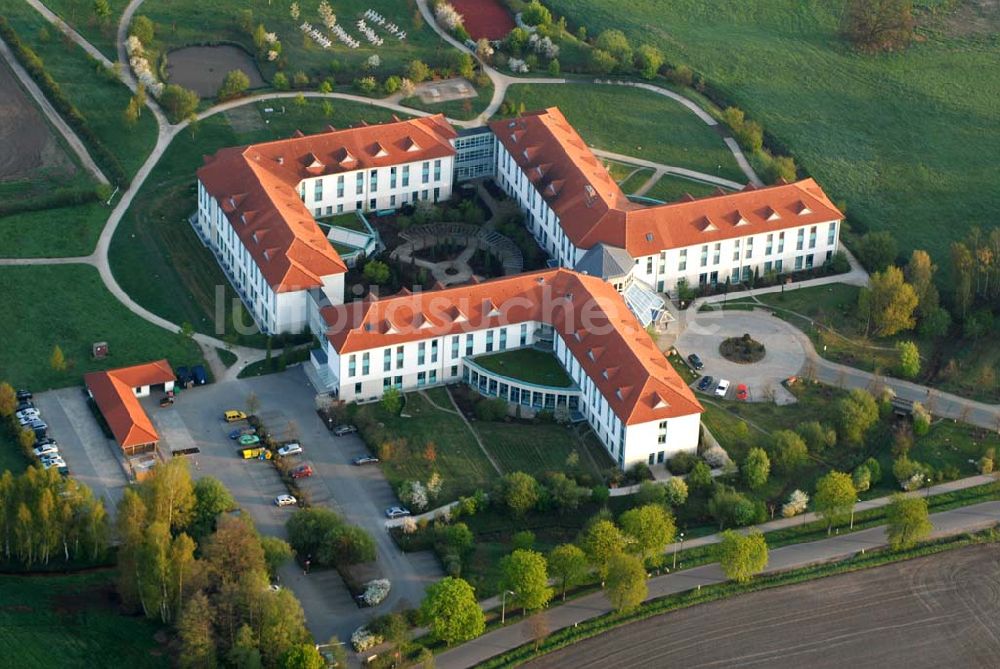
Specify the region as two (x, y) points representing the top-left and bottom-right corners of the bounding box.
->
(115, 459), (320, 669)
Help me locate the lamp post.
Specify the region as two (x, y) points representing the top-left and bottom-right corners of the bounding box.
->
(850, 498), (859, 529)
(500, 590), (515, 624)
(673, 532), (685, 570)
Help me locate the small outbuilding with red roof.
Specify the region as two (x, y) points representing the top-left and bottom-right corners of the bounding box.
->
(84, 360), (175, 456)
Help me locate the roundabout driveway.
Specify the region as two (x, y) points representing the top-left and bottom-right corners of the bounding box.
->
(674, 309), (806, 404)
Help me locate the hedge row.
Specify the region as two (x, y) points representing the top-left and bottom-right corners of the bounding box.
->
(0, 17), (130, 187)
(0, 186), (101, 217)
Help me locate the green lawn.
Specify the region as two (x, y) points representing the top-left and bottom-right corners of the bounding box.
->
(38, 0), (129, 60)
(616, 167), (655, 195)
(320, 212), (367, 232)
(472, 348), (574, 388)
(353, 390), (495, 502)
(109, 100), (403, 343)
(0, 265), (204, 390)
(0, 570), (169, 668)
(473, 421), (612, 480)
(543, 0), (1000, 272)
(0, 201), (109, 258)
(138, 0), (460, 85)
(644, 174), (729, 203)
(498, 83), (745, 182)
(2, 2), (158, 181)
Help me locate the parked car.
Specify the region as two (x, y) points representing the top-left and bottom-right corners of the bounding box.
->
(697, 375), (715, 392)
(333, 424), (358, 437)
(687, 353), (705, 370)
(42, 457), (66, 470)
(736, 384), (749, 401)
(240, 446), (271, 460)
(352, 455), (379, 466)
(16, 389), (32, 401)
(224, 410), (248, 422)
(715, 379), (731, 397)
(17, 400), (34, 412)
(291, 464), (314, 479)
(16, 408), (40, 421)
(274, 494), (297, 507)
(17, 413), (41, 426)
(277, 443), (303, 457)
(34, 437), (56, 447)
(385, 506), (411, 519)
(238, 434), (261, 446)
(176, 366), (192, 386)
(229, 427), (256, 439)
(33, 444), (59, 457)
(191, 365), (207, 385)
(26, 419), (47, 432)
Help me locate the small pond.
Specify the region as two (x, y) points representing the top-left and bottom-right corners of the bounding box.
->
(166, 45), (265, 98)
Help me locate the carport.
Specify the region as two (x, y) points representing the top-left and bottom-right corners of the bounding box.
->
(84, 359), (176, 457)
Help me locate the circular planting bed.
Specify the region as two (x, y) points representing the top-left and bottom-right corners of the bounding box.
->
(719, 333), (766, 364)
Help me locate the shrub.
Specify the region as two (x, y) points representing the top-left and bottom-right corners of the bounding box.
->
(497, 472), (540, 516)
(708, 488), (759, 529)
(400, 480), (429, 511)
(864, 457), (883, 485)
(273, 71), (289, 90)
(668, 451), (697, 475)
(512, 530), (535, 551)
(687, 461), (713, 490)
(781, 489), (809, 518)
(666, 64), (694, 87)
(893, 456), (926, 491)
(474, 398), (508, 422)
(701, 445), (730, 469)
(351, 627), (383, 652)
(912, 402), (931, 436)
(663, 478), (688, 507)
(852, 464), (871, 492)
(217, 69), (250, 101)
(361, 579), (391, 606)
(896, 341), (920, 379)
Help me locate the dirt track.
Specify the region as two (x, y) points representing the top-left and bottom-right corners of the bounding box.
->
(527, 544), (1000, 669)
(0, 57), (75, 182)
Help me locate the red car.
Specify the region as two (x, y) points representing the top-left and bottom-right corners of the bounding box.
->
(290, 464), (314, 479)
(735, 384), (749, 401)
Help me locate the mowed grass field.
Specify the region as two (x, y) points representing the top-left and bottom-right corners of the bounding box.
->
(543, 0), (1000, 270)
(500, 83), (746, 182)
(0, 202), (110, 258)
(110, 99), (404, 342)
(0, 265), (204, 390)
(2, 1), (158, 181)
(0, 570), (169, 668)
(472, 421), (613, 480)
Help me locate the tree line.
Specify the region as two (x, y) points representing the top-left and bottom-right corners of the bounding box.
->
(115, 458), (322, 669)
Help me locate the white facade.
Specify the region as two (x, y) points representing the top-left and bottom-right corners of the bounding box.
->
(297, 155), (455, 218)
(317, 319), (698, 470)
(631, 220), (841, 294)
(494, 141), (581, 267)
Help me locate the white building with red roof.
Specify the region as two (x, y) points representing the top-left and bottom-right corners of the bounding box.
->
(196, 115), (457, 333)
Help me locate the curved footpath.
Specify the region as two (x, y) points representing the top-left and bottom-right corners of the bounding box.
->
(434, 498), (1000, 669)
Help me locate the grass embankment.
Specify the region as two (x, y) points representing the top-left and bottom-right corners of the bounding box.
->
(0, 569), (170, 668)
(498, 83), (745, 182)
(109, 100), (403, 344)
(477, 528), (1000, 667)
(543, 0), (1000, 270)
(0, 265), (203, 390)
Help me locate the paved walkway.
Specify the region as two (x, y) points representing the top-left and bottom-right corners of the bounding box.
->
(591, 148), (745, 190)
(435, 499), (1000, 668)
(0, 35), (109, 185)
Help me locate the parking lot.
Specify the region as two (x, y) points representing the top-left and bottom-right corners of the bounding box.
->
(147, 366), (443, 642)
(31, 388), (130, 515)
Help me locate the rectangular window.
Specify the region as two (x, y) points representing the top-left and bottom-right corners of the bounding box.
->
(796, 229), (804, 251)
(337, 203), (344, 213)
(396, 345), (404, 369)
(433, 186), (440, 201)
(390, 195), (396, 207)
(499, 329), (507, 350)
(710, 270), (718, 285)
(766, 234), (773, 255)
(370, 170), (378, 193)
(362, 352), (369, 375)
(486, 330), (494, 352)
(775, 259), (783, 272)
(678, 249), (687, 272)
(658, 434), (666, 444)
(733, 239), (741, 261)
(465, 334), (474, 356)
(764, 261), (772, 273)
(314, 179), (323, 201)
(337, 175), (344, 198)
(383, 377), (391, 389)
(422, 161), (430, 184)
(806, 253), (815, 269)
(390, 166), (397, 189)
(451, 336), (459, 359)
(713, 243), (721, 265)
(417, 371), (426, 386)
(795, 256), (804, 270)
(402, 165), (410, 187)
(433, 159), (441, 181)
(809, 226), (817, 249)
(429, 369), (437, 384)
(354, 382), (362, 395)
(418, 342), (426, 365)
(348, 354), (356, 377)
(383, 348), (391, 372)
(355, 172), (364, 196)
(450, 365), (458, 377)
(700, 245), (708, 267)
(731, 268), (740, 283)
(828, 222), (836, 245)
(646, 257), (653, 274)
(325, 206), (332, 216)
(698, 272), (708, 286)
(778, 232), (785, 253)
(745, 237), (753, 259)
(369, 198), (376, 210)
(431, 339), (439, 363)
(520, 323), (528, 346)
(314, 207), (321, 217)
(394, 375), (402, 387)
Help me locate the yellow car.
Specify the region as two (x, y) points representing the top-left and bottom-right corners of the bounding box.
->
(224, 410), (248, 423)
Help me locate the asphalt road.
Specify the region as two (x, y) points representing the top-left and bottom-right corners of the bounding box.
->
(526, 543), (1000, 669)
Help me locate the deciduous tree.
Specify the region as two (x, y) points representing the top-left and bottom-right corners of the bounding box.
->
(498, 472), (540, 516)
(547, 543), (588, 601)
(742, 447), (771, 490)
(0, 382), (15, 417)
(836, 389), (880, 446)
(420, 577), (485, 645)
(605, 553), (646, 612)
(717, 530), (768, 583)
(859, 266), (918, 337)
(619, 504), (675, 565)
(500, 549), (552, 614)
(814, 471), (856, 532)
(841, 0), (914, 51)
(178, 591), (216, 669)
(580, 519), (625, 581)
(769, 430), (809, 474)
(886, 494), (932, 551)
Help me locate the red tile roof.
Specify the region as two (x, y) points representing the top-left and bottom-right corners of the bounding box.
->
(321, 269), (703, 425)
(490, 108), (842, 256)
(84, 360), (175, 450)
(197, 115), (457, 292)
